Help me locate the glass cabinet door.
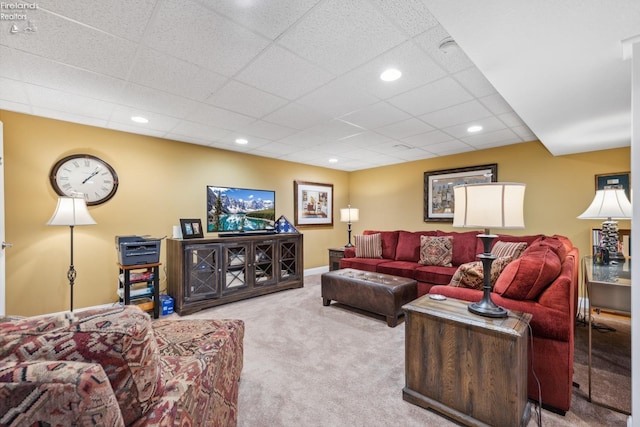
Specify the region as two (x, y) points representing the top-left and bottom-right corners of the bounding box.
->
(254, 240), (275, 286)
(184, 244), (220, 302)
(279, 238), (300, 281)
(223, 243), (250, 295)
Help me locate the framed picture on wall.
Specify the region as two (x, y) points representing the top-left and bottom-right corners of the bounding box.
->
(424, 163), (498, 222)
(596, 171), (630, 199)
(180, 218), (204, 239)
(294, 181), (333, 226)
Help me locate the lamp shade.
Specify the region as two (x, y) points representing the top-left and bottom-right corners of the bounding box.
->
(453, 183), (526, 229)
(47, 196), (96, 226)
(340, 207), (359, 223)
(577, 189), (632, 220)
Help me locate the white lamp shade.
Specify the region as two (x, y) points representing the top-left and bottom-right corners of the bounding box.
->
(47, 196), (96, 226)
(453, 183), (526, 229)
(340, 208), (359, 223)
(577, 188), (632, 220)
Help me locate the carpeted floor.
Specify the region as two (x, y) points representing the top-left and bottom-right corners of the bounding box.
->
(165, 274), (631, 426)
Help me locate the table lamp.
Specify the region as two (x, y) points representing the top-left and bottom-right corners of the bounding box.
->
(47, 195), (96, 312)
(453, 182), (526, 318)
(340, 205), (359, 247)
(577, 188), (632, 264)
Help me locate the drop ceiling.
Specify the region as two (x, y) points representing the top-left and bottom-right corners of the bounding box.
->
(0, 1), (638, 171)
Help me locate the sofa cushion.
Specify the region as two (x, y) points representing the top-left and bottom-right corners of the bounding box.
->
(492, 241), (528, 259)
(419, 235), (453, 267)
(364, 230), (399, 260)
(414, 265), (459, 286)
(376, 261), (422, 279)
(438, 230), (481, 265)
(493, 244), (562, 300)
(340, 257), (389, 272)
(354, 234), (382, 258)
(449, 256), (513, 290)
(395, 230), (437, 262)
(0, 306), (164, 426)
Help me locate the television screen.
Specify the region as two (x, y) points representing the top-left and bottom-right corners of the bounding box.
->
(207, 186), (276, 232)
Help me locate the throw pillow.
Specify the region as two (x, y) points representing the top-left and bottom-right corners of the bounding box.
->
(419, 235), (453, 267)
(354, 233), (383, 258)
(492, 241), (528, 259)
(449, 256), (513, 290)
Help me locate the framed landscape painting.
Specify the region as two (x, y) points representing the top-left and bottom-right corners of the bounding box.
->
(424, 163), (498, 222)
(294, 181), (333, 226)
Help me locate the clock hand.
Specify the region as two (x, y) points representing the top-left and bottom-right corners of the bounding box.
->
(82, 169), (100, 184)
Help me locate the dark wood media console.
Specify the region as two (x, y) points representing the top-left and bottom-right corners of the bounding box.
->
(167, 233), (303, 315)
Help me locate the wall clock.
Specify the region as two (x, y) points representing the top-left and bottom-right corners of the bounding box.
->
(49, 154), (119, 206)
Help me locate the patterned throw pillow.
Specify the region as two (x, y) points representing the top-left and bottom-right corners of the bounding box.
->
(354, 233), (383, 258)
(450, 256), (513, 289)
(419, 235), (453, 267)
(492, 241), (527, 259)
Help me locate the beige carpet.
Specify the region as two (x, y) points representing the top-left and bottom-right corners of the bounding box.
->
(164, 274), (631, 426)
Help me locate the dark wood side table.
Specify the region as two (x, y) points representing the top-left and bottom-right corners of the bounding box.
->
(403, 295), (531, 427)
(328, 247), (346, 271)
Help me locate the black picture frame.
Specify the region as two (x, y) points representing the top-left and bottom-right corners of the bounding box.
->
(180, 218), (204, 239)
(595, 171), (630, 200)
(424, 163), (498, 222)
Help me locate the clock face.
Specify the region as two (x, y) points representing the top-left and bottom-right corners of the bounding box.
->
(50, 154), (119, 205)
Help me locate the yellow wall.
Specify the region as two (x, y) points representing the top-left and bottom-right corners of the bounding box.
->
(1, 110), (631, 316)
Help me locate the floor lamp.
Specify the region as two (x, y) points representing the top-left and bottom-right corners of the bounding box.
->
(47, 195), (96, 312)
(340, 205), (359, 247)
(453, 182), (526, 318)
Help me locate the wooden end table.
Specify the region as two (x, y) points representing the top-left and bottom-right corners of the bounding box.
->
(328, 247), (346, 271)
(403, 295), (531, 427)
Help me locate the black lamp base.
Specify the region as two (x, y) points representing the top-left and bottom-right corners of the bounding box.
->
(468, 299), (508, 318)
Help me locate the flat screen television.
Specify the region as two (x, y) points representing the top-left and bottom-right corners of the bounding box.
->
(207, 186), (276, 233)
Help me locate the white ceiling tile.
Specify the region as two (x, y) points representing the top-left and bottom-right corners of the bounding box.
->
(278, 130), (326, 148)
(338, 131), (393, 148)
(108, 106), (182, 133)
(169, 120), (231, 142)
(389, 77), (473, 117)
(279, 147), (330, 163)
(19, 53), (125, 103)
(309, 119), (365, 140)
(413, 25), (475, 74)
(278, 0), (407, 74)
(143, 0), (270, 77)
(402, 130), (453, 148)
(236, 120), (297, 141)
(443, 116), (507, 139)
(1, 9), (138, 79)
(479, 93), (514, 115)
(369, 0), (439, 36)
(338, 41), (447, 100)
(203, 0), (321, 40)
(462, 128), (522, 147)
(511, 125), (537, 141)
(262, 102), (331, 130)
(0, 46), (23, 79)
(236, 45), (334, 100)
(31, 107), (108, 128)
(498, 111), (527, 127)
(249, 141), (297, 157)
(129, 49), (227, 102)
(207, 80), (288, 118)
(37, 0), (157, 41)
(189, 104), (255, 130)
(0, 78), (28, 104)
(0, 100), (31, 114)
(296, 77), (379, 118)
(424, 140), (473, 154)
(340, 101), (411, 130)
(419, 100), (492, 128)
(118, 84), (200, 118)
(106, 122), (167, 139)
(375, 118), (433, 139)
(26, 84), (114, 120)
(454, 67), (497, 98)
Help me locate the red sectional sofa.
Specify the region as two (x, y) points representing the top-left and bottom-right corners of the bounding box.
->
(340, 229), (579, 414)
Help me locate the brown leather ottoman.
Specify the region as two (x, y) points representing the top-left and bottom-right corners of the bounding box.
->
(321, 268), (417, 327)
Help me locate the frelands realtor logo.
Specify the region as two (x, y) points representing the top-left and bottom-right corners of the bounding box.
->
(1, 2), (38, 21)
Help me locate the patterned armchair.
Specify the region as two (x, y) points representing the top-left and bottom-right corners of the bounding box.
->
(0, 305), (244, 426)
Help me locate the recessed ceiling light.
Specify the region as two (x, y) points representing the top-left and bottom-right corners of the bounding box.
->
(329, 158), (338, 163)
(235, 138), (248, 145)
(467, 125), (483, 133)
(380, 68), (402, 82)
(131, 116), (148, 124)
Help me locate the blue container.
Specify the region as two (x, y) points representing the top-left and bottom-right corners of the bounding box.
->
(160, 295), (174, 316)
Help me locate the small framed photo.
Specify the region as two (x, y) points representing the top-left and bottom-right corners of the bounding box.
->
(294, 181), (333, 226)
(595, 172), (630, 200)
(424, 163), (498, 222)
(180, 218), (204, 239)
